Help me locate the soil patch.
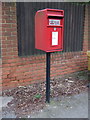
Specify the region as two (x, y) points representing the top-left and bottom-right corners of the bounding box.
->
(2, 70), (88, 118)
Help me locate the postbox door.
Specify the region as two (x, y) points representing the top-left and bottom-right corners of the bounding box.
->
(47, 27), (63, 51)
(46, 17), (63, 51)
(51, 28), (62, 47)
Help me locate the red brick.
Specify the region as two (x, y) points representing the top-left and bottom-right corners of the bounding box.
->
(10, 7), (16, 11)
(11, 31), (17, 36)
(2, 31), (11, 36)
(7, 36), (17, 40)
(6, 20), (16, 23)
(2, 36), (7, 40)
(2, 24), (11, 28)
(11, 24), (17, 27)
(2, 6), (10, 11)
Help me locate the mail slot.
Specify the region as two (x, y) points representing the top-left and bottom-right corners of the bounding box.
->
(35, 8), (64, 52)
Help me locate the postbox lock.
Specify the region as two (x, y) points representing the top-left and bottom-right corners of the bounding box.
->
(54, 27), (56, 31)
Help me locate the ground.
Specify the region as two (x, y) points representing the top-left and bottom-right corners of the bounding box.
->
(2, 70), (88, 118)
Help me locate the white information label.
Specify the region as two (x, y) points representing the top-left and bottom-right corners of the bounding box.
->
(49, 19), (60, 26)
(52, 32), (58, 46)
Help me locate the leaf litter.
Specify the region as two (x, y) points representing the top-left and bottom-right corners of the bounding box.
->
(2, 70), (88, 118)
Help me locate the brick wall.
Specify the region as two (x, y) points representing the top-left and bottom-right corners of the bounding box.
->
(0, 1), (2, 92)
(1, 3), (88, 90)
(88, 4), (90, 50)
(83, 4), (89, 52)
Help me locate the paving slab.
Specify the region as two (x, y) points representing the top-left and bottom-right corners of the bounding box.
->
(29, 92), (88, 118)
(0, 96), (13, 108)
(0, 96), (14, 119)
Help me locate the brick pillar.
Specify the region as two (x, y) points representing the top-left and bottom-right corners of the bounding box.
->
(88, 4), (90, 50)
(2, 2), (18, 89)
(0, 1), (2, 93)
(2, 2), (18, 60)
(83, 4), (89, 52)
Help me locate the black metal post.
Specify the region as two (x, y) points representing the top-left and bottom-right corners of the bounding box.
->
(87, 70), (90, 88)
(46, 52), (51, 103)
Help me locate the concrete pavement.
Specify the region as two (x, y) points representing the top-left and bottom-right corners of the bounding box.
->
(29, 92), (88, 118)
(1, 92), (88, 118)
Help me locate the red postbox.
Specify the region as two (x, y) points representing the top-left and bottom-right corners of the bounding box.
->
(35, 8), (64, 103)
(35, 8), (64, 52)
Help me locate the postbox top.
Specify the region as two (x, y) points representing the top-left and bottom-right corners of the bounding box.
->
(36, 8), (64, 17)
(37, 8), (64, 12)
